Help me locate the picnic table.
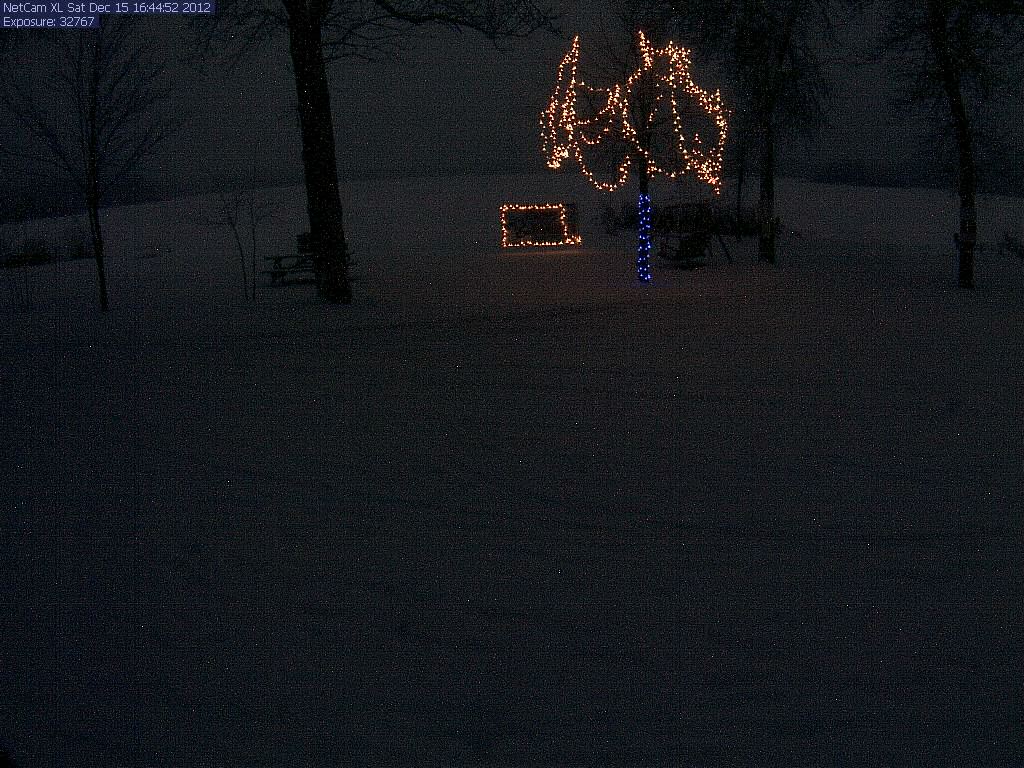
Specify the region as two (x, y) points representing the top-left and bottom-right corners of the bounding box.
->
(262, 232), (316, 285)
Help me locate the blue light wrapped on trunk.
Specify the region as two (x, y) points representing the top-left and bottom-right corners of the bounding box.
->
(637, 192), (653, 282)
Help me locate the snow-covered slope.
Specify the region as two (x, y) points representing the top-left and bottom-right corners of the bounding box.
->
(2, 174), (1023, 767)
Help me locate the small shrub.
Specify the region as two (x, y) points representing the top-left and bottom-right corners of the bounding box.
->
(18, 237), (49, 265)
(55, 225), (91, 261)
(1000, 231), (1024, 261)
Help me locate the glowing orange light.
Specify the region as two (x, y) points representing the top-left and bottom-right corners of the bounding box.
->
(500, 203), (582, 248)
(540, 31), (729, 194)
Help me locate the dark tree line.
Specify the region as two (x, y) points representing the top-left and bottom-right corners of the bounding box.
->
(608, 0), (1021, 286)
(671, 0), (833, 266)
(687, 0), (1022, 285)
(870, 0), (1024, 288)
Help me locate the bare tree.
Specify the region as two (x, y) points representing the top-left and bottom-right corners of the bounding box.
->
(202, 178), (272, 301)
(193, 0), (556, 305)
(594, 0), (677, 78)
(671, 0), (833, 264)
(0, 20), (179, 312)
(867, 0), (1024, 288)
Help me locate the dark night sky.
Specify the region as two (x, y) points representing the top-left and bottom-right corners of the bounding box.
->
(3, 2), (1022, 217)
(167, 5), (900, 185)
(163, 4), (610, 187)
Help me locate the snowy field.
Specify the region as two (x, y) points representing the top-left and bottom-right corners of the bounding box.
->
(2, 173), (1024, 767)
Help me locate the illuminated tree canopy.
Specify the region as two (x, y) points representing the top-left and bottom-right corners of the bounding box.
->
(540, 30), (728, 282)
(541, 31), (729, 194)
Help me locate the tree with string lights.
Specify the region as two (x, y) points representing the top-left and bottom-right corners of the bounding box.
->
(541, 30), (728, 282)
(194, 0), (556, 304)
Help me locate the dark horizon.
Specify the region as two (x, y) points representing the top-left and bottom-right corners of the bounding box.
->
(2, 3), (1022, 223)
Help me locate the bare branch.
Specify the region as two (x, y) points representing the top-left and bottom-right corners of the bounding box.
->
(0, 17), (180, 205)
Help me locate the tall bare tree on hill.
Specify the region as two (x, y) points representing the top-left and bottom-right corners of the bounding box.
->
(866, 0), (1024, 288)
(670, 0), (833, 264)
(0, 19), (179, 312)
(195, 0), (557, 304)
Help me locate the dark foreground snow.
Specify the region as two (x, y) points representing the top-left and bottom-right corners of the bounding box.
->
(2, 174), (1023, 766)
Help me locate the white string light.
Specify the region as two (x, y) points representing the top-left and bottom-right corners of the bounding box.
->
(541, 31), (729, 194)
(500, 203), (582, 248)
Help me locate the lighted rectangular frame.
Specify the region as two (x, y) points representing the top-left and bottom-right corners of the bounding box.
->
(500, 203), (582, 248)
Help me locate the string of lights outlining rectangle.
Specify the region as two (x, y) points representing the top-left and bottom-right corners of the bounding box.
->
(500, 203), (583, 248)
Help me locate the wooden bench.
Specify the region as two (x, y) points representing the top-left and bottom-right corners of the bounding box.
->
(262, 232), (316, 286)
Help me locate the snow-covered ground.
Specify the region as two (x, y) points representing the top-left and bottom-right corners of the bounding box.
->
(2, 173), (1023, 767)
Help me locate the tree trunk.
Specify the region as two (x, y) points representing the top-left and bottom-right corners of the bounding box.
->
(87, 191), (109, 312)
(753, 2), (801, 266)
(86, 61), (108, 313)
(83, 38), (109, 313)
(286, 4), (351, 304)
(735, 137), (746, 237)
(951, 106), (977, 290)
(636, 163), (652, 282)
(757, 119), (776, 264)
(250, 202), (258, 301)
(929, 2), (977, 289)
